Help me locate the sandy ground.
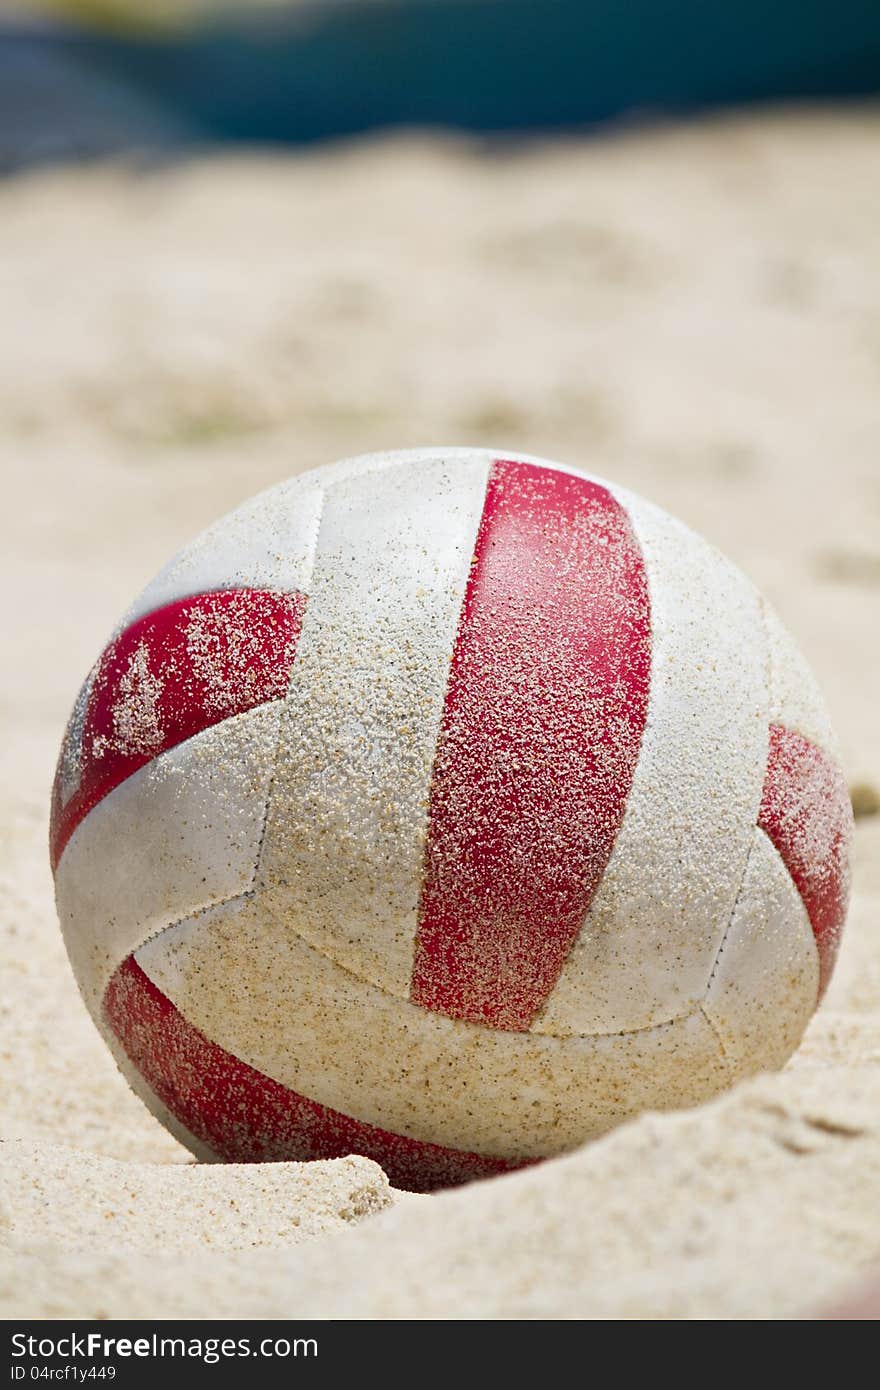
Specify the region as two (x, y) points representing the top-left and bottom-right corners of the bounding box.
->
(1, 106), (879, 1319)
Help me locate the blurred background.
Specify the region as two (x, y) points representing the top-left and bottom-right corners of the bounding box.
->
(4, 1), (880, 163)
(2, 0), (879, 808)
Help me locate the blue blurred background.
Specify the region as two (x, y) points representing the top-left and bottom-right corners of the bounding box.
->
(4, 0), (880, 167)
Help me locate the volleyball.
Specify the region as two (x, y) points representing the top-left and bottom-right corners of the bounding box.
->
(51, 448), (853, 1191)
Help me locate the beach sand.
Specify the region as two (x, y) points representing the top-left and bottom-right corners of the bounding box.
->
(1, 106), (878, 1318)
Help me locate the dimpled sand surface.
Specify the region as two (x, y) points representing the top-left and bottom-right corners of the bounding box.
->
(1, 107), (879, 1318)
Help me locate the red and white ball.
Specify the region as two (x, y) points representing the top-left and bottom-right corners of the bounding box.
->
(51, 449), (853, 1190)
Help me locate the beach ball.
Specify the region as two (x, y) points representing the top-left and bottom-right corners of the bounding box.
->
(51, 449), (853, 1190)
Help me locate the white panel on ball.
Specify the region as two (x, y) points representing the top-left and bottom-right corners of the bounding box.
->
(762, 600), (839, 758)
(54, 703), (281, 1017)
(257, 453), (490, 1000)
(136, 894), (729, 1160)
(534, 491), (769, 1037)
(55, 666), (97, 808)
(702, 826), (819, 1073)
(123, 476), (325, 625)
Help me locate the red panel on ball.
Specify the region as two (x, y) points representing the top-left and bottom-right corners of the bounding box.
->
(50, 589), (306, 870)
(411, 459), (651, 1031)
(758, 724), (853, 999)
(104, 957), (525, 1193)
